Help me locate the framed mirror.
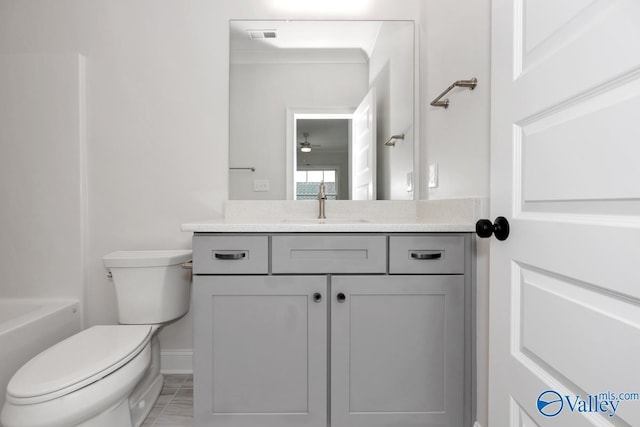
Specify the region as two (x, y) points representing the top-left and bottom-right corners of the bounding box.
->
(229, 20), (415, 200)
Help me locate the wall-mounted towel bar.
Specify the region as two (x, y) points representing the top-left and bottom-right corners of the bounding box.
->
(430, 78), (477, 109)
(229, 167), (256, 172)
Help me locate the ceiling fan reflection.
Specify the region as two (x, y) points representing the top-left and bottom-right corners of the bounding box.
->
(299, 132), (321, 153)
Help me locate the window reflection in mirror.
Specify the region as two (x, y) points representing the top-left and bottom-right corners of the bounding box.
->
(296, 169), (337, 200)
(229, 20), (415, 200)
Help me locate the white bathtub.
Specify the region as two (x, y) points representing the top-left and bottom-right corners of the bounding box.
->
(0, 299), (81, 411)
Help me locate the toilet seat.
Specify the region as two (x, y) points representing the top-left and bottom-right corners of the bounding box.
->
(7, 325), (152, 405)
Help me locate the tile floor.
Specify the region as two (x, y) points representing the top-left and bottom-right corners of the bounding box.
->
(141, 374), (193, 427)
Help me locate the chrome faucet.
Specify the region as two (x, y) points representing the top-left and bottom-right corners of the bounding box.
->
(318, 181), (327, 219)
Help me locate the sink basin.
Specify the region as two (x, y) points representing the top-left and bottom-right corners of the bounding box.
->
(280, 218), (369, 224)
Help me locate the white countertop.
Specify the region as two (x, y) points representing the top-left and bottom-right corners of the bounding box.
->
(182, 199), (482, 233)
(182, 218), (475, 233)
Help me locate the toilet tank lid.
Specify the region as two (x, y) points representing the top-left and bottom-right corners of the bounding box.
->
(103, 249), (192, 268)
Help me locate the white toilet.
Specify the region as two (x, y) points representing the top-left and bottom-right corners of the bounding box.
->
(1, 249), (192, 427)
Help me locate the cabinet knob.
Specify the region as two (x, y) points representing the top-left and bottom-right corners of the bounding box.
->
(313, 292), (322, 303)
(337, 293), (346, 303)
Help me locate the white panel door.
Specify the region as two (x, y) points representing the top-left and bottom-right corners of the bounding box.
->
(351, 88), (376, 200)
(490, 0), (640, 426)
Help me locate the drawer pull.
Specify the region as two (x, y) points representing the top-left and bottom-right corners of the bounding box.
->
(410, 252), (442, 260)
(313, 292), (322, 303)
(214, 252), (246, 260)
(337, 293), (346, 303)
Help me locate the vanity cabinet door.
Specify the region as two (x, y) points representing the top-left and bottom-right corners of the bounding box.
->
(193, 275), (327, 427)
(331, 275), (465, 427)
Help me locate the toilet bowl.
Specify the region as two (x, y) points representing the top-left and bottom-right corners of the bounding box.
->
(0, 249), (192, 427)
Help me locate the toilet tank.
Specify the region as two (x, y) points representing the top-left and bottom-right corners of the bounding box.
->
(103, 250), (192, 324)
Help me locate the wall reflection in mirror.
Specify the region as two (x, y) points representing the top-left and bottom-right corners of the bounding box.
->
(229, 20), (415, 200)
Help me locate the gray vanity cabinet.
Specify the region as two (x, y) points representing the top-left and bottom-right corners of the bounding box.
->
(192, 233), (471, 427)
(193, 275), (327, 427)
(331, 275), (464, 427)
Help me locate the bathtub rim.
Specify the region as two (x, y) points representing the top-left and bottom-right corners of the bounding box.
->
(0, 298), (80, 335)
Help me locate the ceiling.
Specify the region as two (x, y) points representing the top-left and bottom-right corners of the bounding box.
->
(297, 119), (349, 153)
(229, 20), (383, 57)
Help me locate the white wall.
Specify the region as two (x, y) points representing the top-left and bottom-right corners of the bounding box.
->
(369, 21), (415, 200)
(0, 1), (491, 421)
(0, 0), (422, 361)
(229, 62), (367, 199)
(0, 1), (225, 352)
(0, 54), (86, 308)
(420, 1), (491, 201)
(419, 2), (492, 426)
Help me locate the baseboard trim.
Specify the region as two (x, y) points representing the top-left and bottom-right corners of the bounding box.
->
(160, 350), (193, 374)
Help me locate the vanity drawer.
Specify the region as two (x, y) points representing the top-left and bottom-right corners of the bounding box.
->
(389, 235), (464, 274)
(272, 235), (387, 274)
(193, 235), (268, 274)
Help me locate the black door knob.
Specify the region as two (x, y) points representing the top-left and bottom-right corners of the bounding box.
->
(475, 217), (510, 241)
(312, 292), (322, 303)
(336, 293), (346, 303)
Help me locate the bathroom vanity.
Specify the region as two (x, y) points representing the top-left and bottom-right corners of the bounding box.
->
(185, 200), (478, 427)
